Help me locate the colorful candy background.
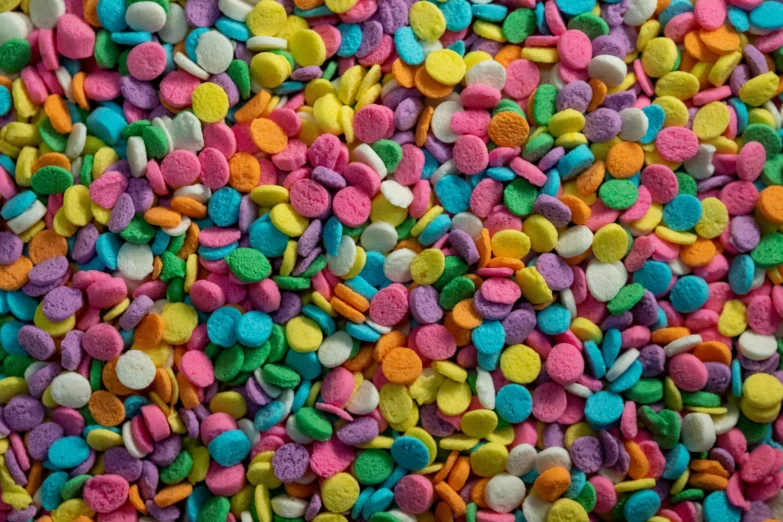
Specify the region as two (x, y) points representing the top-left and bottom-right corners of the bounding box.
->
(0, 0), (781, 522)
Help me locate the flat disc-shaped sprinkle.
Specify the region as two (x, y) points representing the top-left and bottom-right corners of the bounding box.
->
(424, 49), (465, 86)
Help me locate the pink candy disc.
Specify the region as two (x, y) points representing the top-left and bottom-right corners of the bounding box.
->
(655, 127), (699, 162)
(127, 42), (168, 81)
(736, 141), (766, 181)
(82, 323), (124, 361)
(668, 353), (708, 391)
(557, 30), (591, 70)
(368, 284), (410, 326)
(289, 179), (331, 217)
(453, 135), (489, 175)
(161, 149), (201, 188)
(545, 343), (584, 386)
(353, 105), (390, 143)
(83, 475), (130, 513)
(531, 381), (567, 422)
(333, 186), (371, 226)
(415, 324), (457, 360)
(179, 350), (216, 387)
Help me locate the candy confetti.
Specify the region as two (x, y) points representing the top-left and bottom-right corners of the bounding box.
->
(0, 1), (781, 522)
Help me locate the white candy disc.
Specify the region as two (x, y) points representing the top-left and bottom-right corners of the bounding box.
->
(738, 330), (777, 361)
(564, 382), (592, 398)
(522, 491), (552, 522)
(116, 350), (157, 390)
(585, 259), (627, 302)
(271, 496), (308, 519)
(466, 60), (506, 90)
(431, 101), (462, 144)
(681, 413), (716, 452)
(664, 334), (703, 357)
(24, 362), (47, 382)
(380, 180), (414, 209)
(506, 443), (536, 476)
(555, 225), (593, 258)
(683, 143), (716, 180)
(117, 243), (154, 281)
(430, 159), (457, 186)
(346, 380), (380, 415)
(159, 3), (188, 44)
(365, 319), (392, 334)
(254, 368), (282, 397)
(361, 222), (398, 254)
(535, 447), (571, 473)
(451, 212), (483, 239)
(162, 216), (191, 236)
(238, 418), (261, 447)
(485, 473), (526, 513)
(0, 12), (31, 46)
(326, 235), (357, 277)
(127, 136), (148, 178)
(624, 0), (656, 26)
(55, 66), (74, 102)
(383, 248), (417, 283)
(50, 372), (92, 408)
(420, 39), (442, 57)
(170, 111), (205, 152)
(587, 55), (627, 87)
(219, 0), (253, 21)
(279, 389), (294, 418)
(668, 258), (690, 276)
(618, 108), (648, 142)
(7, 199), (46, 234)
(173, 52), (210, 80)
(29, 0), (64, 29)
(247, 36), (287, 51)
(125, 2), (167, 33)
(605, 348), (640, 382)
(66, 123), (87, 159)
(173, 184), (212, 203)
(353, 143), (387, 179)
(196, 31), (234, 74)
(318, 331), (353, 368)
(560, 288), (577, 319)
(712, 399), (739, 435)
(122, 421), (148, 459)
(475, 368), (495, 410)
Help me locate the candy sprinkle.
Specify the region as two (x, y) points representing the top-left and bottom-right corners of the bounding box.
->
(0, 2), (782, 522)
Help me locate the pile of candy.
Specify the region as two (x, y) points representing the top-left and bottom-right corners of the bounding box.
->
(0, 0), (782, 521)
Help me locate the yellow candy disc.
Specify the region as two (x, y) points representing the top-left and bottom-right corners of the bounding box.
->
(424, 49), (465, 86)
(192, 82), (229, 124)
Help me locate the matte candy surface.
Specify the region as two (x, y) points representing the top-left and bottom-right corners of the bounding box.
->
(0, 1), (782, 522)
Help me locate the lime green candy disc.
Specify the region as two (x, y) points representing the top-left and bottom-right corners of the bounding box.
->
(226, 248), (271, 282)
(599, 179), (638, 210)
(752, 232), (783, 268)
(504, 178), (538, 216)
(31, 166), (74, 195)
(625, 379), (663, 404)
(372, 140), (403, 173)
(294, 407), (332, 441)
(160, 450), (193, 484)
(261, 363), (302, 388)
(607, 283), (645, 315)
(354, 449), (395, 485)
(0, 38), (31, 74)
(121, 216), (156, 244)
(215, 344), (244, 382)
(502, 8), (536, 44)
